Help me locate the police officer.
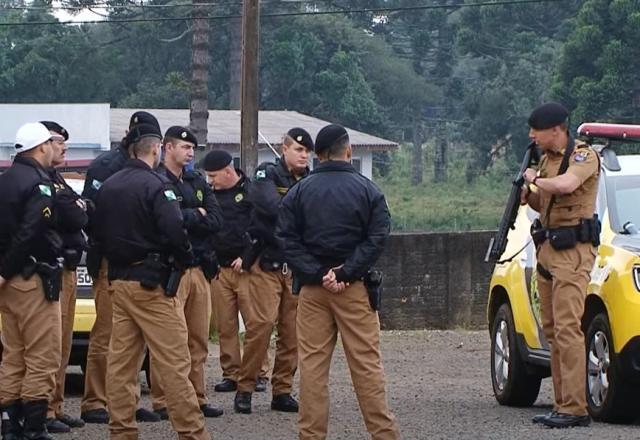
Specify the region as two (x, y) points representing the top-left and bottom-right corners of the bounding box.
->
(276, 124), (400, 440)
(39, 121), (88, 434)
(80, 111), (161, 424)
(234, 128), (314, 414)
(203, 150), (271, 394)
(0, 122), (65, 440)
(523, 103), (599, 428)
(150, 126), (224, 419)
(93, 123), (210, 440)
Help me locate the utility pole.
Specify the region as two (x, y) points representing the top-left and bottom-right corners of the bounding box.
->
(240, 0), (259, 176)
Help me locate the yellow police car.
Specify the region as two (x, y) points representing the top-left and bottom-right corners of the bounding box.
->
(487, 123), (640, 423)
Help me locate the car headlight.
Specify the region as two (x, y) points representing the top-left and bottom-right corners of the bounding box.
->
(634, 266), (640, 292)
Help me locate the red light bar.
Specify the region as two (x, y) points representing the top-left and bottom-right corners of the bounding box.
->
(577, 123), (640, 142)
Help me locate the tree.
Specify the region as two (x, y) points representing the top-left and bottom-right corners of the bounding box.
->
(551, 0), (640, 123)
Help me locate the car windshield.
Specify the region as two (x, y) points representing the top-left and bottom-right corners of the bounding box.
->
(610, 175), (640, 234)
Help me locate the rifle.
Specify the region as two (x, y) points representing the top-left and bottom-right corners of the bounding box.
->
(485, 142), (540, 263)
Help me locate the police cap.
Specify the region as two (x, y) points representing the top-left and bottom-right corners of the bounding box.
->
(123, 123), (162, 148)
(129, 111), (160, 131)
(164, 126), (198, 146)
(203, 150), (233, 172)
(528, 102), (569, 130)
(40, 121), (69, 141)
(314, 124), (349, 154)
(287, 128), (314, 151)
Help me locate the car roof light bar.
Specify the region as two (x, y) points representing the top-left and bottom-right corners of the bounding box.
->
(577, 123), (640, 142)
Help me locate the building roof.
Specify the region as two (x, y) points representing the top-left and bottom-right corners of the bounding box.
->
(111, 109), (398, 150)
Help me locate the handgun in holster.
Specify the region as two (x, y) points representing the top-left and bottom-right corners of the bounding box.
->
(363, 270), (383, 312)
(139, 253), (170, 291)
(291, 273), (302, 296)
(241, 233), (263, 272)
(200, 251), (220, 282)
(35, 257), (64, 301)
(164, 267), (184, 298)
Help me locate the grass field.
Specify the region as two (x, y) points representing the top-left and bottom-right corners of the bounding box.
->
(376, 149), (513, 232)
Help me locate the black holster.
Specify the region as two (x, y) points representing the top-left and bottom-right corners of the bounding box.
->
(164, 267), (184, 298)
(34, 258), (64, 301)
(363, 270), (383, 312)
(241, 233), (263, 271)
(139, 253), (170, 291)
(579, 215), (601, 247)
(530, 219), (546, 247)
(292, 273), (302, 296)
(199, 251), (220, 282)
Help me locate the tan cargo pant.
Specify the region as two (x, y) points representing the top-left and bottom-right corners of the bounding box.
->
(238, 262), (297, 394)
(297, 283), (399, 440)
(48, 269), (77, 418)
(81, 261), (143, 413)
(107, 280), (209, 440)
(151, 268), (212, 409)
(211, 267), (270, 382)
(0, 275), (61, 405)
(537, 240), (596, 416)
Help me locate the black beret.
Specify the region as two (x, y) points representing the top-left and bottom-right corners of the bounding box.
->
(528, 102), (569, 130)
(314, 124), (349, 154)
(39, 120), (69, 140)
(164, 126), (198, 146)
(203, 150), (233, 172)
(129, 111), (160, 131)
(287, 127), (314, 151)
(123, 123), (162, 148)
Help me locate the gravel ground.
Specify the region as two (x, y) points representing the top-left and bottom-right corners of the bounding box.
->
(53, 330), (640, 439)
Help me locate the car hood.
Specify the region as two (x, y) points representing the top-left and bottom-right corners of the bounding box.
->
(612, 235), (640, 255)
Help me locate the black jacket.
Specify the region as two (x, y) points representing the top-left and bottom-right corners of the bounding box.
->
(212, 170), (252, 265)
(249, 159), (308, 263)
(156, 164), (223, 261)
(82, 145), (129, 205)
(49, 169), (88, 268)
(0, 156), (60, 279)
(94, 159), (193, 268)
(276, 160), (390, 283)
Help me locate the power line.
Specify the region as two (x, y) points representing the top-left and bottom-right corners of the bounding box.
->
(1, 0), (361, 11)
(0, 0), (565, 27)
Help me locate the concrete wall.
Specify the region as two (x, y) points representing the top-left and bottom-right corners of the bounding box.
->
(377, 231), (495, 330)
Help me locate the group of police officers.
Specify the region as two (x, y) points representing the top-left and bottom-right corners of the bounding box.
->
(0, 100), (600, 440)
(0, 111), (399, 440)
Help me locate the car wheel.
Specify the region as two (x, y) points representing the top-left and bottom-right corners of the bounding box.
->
(491, 303), (541, 406)
(586, 313), (638, 422)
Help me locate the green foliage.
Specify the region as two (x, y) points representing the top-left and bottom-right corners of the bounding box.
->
(378, 146), (512, 231)
(551, 0), (640, 123)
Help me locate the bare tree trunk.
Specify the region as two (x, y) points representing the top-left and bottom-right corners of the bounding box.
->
(433, 124), (447, 183)
(189, 0), (210, 146)
(411, 123), (425, 186)
(228, 14), (242, 110)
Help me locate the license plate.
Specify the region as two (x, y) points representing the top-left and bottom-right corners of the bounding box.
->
(76, 266), (93, 287)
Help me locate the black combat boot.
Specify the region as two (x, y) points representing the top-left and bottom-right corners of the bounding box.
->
(1, 400), (23, 440)
(22, 400), (52, 440)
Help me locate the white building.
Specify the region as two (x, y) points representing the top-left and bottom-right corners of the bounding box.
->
(1, 104), (398, 179)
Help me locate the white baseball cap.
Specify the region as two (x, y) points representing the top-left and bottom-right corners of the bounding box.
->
(14, 122), (52, 154)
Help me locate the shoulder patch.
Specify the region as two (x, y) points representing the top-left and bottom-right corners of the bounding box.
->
(38, 184), (52, 197)
(164, 189), (177, 201)
(91, 179), (102, 190)
(196, 189), (203, 202)
(256, 169), (267, 180)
